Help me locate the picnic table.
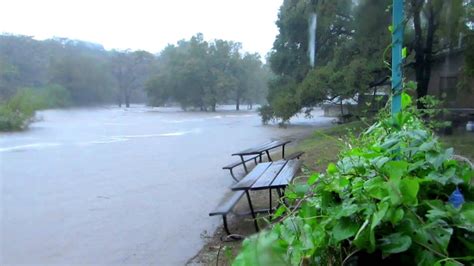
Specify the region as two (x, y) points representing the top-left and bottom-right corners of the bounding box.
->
(232, 139), (291, 165)
(231, 159), (301, 231)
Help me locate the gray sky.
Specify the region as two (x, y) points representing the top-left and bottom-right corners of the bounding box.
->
(0, 0), (283, 57)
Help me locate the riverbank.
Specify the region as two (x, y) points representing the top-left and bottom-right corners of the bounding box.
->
(188, 121), (474, 265)
(187, 121), (365, 265)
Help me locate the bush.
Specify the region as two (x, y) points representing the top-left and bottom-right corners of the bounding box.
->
(234, 96), (473, 265)
(258, 105), (275, 125)
(0, 89), (39, 131)
(0, 85), (70, 131)
(39, 84), (71, 108)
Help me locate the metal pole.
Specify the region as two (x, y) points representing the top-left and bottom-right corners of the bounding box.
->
(391, 0), (404, 116)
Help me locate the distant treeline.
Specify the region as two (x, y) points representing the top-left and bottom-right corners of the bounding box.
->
(146, 34), (270, 111)
(0, 34), (270, 130)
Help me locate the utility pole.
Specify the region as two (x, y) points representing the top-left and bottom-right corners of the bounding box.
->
(391, 0), (404, 116)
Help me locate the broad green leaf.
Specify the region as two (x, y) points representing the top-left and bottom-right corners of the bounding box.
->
(383, 160), (408, 180)
(383, 161), (408, 205)
(339, 177), (350, 187)
(272, 205), (286, 220)
(332, 218), (358, 242)
(443, 260), (463, 266)
(402, 47), (407, 59)
(307, 173), (319, 185)
(415, 250), (436, 266)
(353, 221), (375, 252)
(371, 201), (389, 230)
(364, 176), (388, 199)
(302, 224), (314, 250)
(401, 92), (412, 109)
(426, 222), (453, 254)
(461, 203), (474, 222)
(327, 163), (338, 174)
(380, 233), (412, 255)
(426, 148), (453, 170)
(386, 207), (404, 225)
(400, 178), (419, 205)
(426, 171), (450, 185)
(335, 203), (358, 218)
(419, 140), (436, 151)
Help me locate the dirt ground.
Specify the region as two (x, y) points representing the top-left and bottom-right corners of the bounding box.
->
(186, 189), (283, 266)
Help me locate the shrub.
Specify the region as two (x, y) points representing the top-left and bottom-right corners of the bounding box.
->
(234, 95), (473, 265)
(0, 85), (70, 131)
(258, 105), (275, 125)
(0, 89), (39, 131)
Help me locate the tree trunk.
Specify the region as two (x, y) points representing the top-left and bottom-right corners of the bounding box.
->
(422, 4), (436, 101)
(125, 90), (130, 108)
(118, 88), (124, 107)
(340, 98), (344, 117)
(412, 0), (438, 109)
(412, 0), (426, 107)
(370, 86), (378, 112)
(236, 97), (240, 111)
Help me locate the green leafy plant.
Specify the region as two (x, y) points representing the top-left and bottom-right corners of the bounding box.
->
(233, 95), (473, 265)
(0, 85), (71, 131)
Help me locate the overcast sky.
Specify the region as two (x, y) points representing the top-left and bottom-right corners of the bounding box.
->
(0, 0), (283, 57)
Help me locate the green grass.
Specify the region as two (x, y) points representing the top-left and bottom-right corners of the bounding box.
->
(293, 121), (474, 172)
(440, 129), (474, 162)
(292, 121), (366, 172)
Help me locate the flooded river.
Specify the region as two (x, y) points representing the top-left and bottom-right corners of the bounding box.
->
(0, 105), (332, 265)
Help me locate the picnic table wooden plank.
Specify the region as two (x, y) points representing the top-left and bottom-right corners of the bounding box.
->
(231, 162), (272, 190)
(232, 140), (291, 156)
(271, 159), (302, 187)
(232, 141), (279, 155)
(209, 190), (245, 216)
(251, 160), (287, 190)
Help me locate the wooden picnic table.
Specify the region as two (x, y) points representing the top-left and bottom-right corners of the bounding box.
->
(232, 139), (291, 165)
(231, 159), (301, 231)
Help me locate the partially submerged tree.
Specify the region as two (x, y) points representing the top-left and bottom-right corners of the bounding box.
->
(145, 34), (269, 111)
(111, 50), (154, 108)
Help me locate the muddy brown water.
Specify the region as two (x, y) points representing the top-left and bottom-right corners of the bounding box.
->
(0, 105), (332, 265)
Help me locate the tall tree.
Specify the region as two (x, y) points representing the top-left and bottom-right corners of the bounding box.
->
(263, 0), (392, 123)
(146, 34), (269, 111)
(407, 0), (469, 106)
(111, 50), (154, 107)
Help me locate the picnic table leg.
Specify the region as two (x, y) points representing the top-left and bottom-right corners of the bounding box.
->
(245, 191), (259, 232)
(239, 155), (249, 173)
(276, 188), (283, 198)
(269, 189), (272, 214)
(265, 150), (272, 162)
(222, 215), (231, 235)
(282, 144), (286, 159)
(259, 154), (262, 163)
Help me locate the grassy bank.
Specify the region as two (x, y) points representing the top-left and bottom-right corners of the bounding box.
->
(191, 120), (474, 265)
(293, 121), (474, 172)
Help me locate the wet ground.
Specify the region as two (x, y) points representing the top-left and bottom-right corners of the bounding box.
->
(0, 105), (332, 265)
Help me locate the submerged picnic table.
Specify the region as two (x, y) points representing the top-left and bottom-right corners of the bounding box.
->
(232, 139), (291, 165)
(231, 159), (301, 231)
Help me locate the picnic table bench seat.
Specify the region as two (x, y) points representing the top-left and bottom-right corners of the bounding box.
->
(284, 151), (305, 160)
(209, 190), (245, 235)
(223, 155), (260, 182)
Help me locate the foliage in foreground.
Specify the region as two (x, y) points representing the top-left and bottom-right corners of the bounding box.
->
(0, 85), (70, 131)
(234, 106), (474, 265)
